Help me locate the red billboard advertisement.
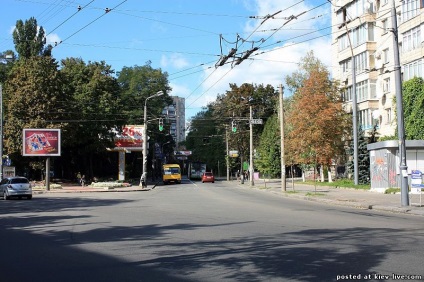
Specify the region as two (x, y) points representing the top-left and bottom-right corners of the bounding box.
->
(113, 125), (145, 150)
(23, 129), (61, 156)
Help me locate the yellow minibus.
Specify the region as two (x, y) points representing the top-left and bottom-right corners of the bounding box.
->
(162, 164), (181, 184)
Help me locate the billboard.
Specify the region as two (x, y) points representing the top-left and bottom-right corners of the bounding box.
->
(113, 125), (145, 150)
(23, 129), (61, 156)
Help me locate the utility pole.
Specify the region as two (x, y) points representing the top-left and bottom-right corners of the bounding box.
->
(226, 126), (229, 181)
(391, 0), (409, 206)
(279, 84), (286, 191)
(249, 105), (254, 186)
(141, 91), (163, 188)
(345, 24), (359, 185)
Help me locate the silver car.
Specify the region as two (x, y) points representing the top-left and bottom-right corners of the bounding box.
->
(0, 177), (32, 200)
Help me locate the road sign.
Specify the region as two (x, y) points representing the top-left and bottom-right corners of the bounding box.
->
(229, 150), (239, 157)
(250, 119), (263, 124)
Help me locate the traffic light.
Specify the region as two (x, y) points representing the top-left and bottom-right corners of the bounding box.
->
(159, 118), (164, 131)
(232, 120), (237, 133)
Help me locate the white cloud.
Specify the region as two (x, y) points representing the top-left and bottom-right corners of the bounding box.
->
(161, 53), (190, 69)
(169, 82), (191, 97)
(46, 33), (61, 46)
(185, 36), (331, 116)
(186, 0), (332, 113)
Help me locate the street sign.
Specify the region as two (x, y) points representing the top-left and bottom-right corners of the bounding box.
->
(250, 119), (263, 124)
(229, 150), (239, 157)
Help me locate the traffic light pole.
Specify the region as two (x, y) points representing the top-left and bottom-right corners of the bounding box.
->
(249, 106), (254, 187)
(141, 91), (163, 188)
(391, 1), (409, 206)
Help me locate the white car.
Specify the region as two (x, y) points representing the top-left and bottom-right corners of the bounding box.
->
(0, 176), (32, 200)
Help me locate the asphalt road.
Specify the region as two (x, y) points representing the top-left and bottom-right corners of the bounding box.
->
(1, 179), (423, 282)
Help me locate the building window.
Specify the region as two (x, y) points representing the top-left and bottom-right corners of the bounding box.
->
(357, 80), (369, 102)
(403, 59), (423, 81)
(354, 51), (368, 72)
(402, 0), (419, 22)
(343, 86), (353, 102)
(382, 19), (388, 34)
(385, 108), (392, 124)
(383, 48), (389, 64)
(402, 26), (421, 53)
(340, 59), (351, 74)
(359, 109), (379, 130)
(338, 22), (375, 51)
(383, 77), (390, 93)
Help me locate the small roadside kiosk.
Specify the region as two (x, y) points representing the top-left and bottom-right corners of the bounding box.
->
(367, 140), (424, 204)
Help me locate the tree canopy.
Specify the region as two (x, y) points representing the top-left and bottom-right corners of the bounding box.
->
(402, 77), (424, 140)
(13, 17), (51, 59)
(286, 64), (351, 170)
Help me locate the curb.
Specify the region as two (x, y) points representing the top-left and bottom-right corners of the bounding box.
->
(234, 182), (424, 217)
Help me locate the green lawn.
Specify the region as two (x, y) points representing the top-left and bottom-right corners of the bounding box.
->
(304, 179), (370, 190)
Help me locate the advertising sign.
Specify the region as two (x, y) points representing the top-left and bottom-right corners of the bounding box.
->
(174, 151), (192, 156)
(113, 125), (144, 150)
(229, 150), (239, 157)
(23, 129), (61, 156)
(411, 170), (424, 194)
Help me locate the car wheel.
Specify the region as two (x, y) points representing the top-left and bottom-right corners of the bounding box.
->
(27, 195), (32, 200)
(212, 181), (214, 183)
(4, 189), (9, 200)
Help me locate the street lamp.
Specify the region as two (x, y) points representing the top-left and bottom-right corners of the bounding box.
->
(0, 54), (13, 180)
(141, 90), (164, 187)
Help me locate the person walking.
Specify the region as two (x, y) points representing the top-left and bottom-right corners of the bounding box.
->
(76, 172), (82, 185)
(81, 175), (86, 187)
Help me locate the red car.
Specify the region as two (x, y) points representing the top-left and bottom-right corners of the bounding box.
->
(202, 172), (215, 183)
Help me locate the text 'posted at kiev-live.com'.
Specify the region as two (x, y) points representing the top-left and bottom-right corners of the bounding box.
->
(336, 273), (423, 281)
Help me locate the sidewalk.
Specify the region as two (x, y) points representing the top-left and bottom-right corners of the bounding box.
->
(228, 178), (424, 217)
(34, 179), (424, 217)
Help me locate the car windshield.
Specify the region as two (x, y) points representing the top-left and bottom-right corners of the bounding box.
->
(11, 178), (29, 184)
(204, 173), (213, 176)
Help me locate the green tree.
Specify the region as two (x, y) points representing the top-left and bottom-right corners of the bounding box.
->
(256, 114), (280, 178)
(3, 56), (68, 177)
(0, 50), (16, 84)
(60, 58), (124, 178)
(402, 77), (424, 139)
(185, 105), (226, 175)
(285, 50), (328, 94)
(346, 125), (379, 184)
(13, 17), (52, 59)
(212, 83), (277, 173)
(286, 69), (351, 181)
(117, 63), (172, 124)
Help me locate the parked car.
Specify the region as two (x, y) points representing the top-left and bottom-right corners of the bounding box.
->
(202, 172), (215, 183)
(0, 176), (32, 200)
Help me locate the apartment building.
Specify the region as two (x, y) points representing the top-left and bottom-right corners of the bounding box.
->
(331, 0), (423, 137)
(162, 96), (186, 145)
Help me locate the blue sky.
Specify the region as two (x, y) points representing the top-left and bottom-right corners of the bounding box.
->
(1, 0), (333, 121)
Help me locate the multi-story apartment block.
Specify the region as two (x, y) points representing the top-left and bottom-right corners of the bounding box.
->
(162, 96), (186, 145)
(331, 0), (423, 138)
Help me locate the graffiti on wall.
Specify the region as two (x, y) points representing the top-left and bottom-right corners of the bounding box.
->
(371, 157), (387, 182)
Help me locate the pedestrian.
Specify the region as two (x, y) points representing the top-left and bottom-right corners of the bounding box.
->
(76, 172), (82, 185)
(81, 175), (86, 187)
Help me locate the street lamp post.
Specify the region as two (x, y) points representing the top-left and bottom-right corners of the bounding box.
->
(141, 90), (164, 187)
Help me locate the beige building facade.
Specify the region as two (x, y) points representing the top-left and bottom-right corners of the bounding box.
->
(162, 96), (186, 145)
(331, 0), (423, 137)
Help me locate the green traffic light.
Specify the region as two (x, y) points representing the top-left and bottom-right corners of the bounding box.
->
(159, 125), (164, 131)
(232, 127), (237, 133)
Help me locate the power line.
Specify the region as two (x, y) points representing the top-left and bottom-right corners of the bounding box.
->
(54, 0), (128, 47)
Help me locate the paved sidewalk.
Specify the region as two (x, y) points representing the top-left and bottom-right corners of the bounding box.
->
(228, 179), (424, 217)
(34, 179), (424, 217)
